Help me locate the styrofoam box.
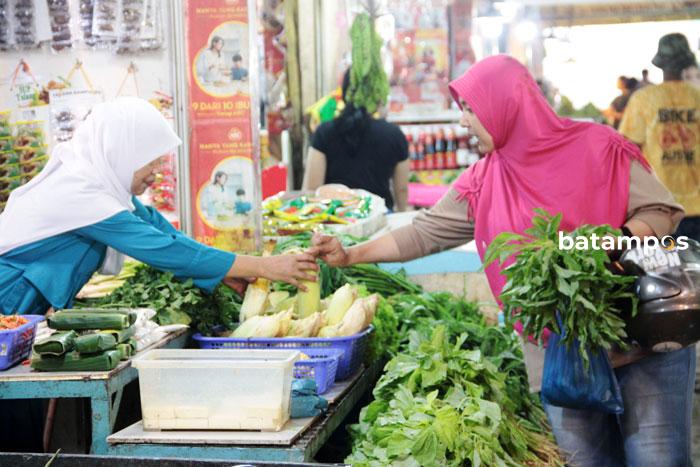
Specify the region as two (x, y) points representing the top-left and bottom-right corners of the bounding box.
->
(132, 349), (300, 432)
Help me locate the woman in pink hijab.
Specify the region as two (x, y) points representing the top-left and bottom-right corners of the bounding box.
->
(311, 55), (692, 466)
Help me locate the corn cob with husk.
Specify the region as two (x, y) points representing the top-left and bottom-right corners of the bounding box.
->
(240, 278), (270, 322)
(231, 308), (292, 338)
(286, 312), (323, 338)
(318, 294), (379, 338)
(323, 284), (357, 326)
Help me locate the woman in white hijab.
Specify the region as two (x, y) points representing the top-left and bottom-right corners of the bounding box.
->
(0, 97), (317, 316)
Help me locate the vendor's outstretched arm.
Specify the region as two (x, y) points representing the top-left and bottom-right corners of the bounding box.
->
(311, 188), (473, 266)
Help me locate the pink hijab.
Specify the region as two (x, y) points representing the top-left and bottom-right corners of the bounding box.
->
(448, 56), (650, 333)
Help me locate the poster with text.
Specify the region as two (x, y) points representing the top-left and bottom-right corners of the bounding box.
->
(185, 0), (261, 253)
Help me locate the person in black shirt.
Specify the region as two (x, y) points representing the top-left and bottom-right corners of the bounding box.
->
(302, 70), (409, 211)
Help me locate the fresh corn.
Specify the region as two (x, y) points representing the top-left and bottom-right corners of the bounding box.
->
(240, 279), (270, 322)
(268, 291), (290, 308)
(317, 324), (341, 338)
(231, 312), (282, 338)
(286, 312), (322, 338)
(297, 273), (320, 318)
(325, 284), (356, 326)
(362, 294), (379, 328)
(337, 297), (370, 337)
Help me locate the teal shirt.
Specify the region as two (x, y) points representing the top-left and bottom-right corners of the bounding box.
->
(0, 198), (236, 315)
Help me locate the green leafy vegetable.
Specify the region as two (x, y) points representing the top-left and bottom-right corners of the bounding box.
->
(76, 265), (241, 335)
(347, 13), (389, 115)
(483, 208), (637, 367)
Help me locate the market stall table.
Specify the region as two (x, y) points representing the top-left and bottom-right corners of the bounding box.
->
(0, 329), (189, 455)
(105, 361), (384, 462)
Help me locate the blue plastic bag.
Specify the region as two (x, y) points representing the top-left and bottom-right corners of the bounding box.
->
(540, 317), (624, 414)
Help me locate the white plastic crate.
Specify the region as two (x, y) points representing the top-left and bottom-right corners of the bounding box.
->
(132, 349), (300, 432)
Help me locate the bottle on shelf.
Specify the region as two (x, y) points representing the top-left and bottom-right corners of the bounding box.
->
(445, 127), (457, 169)
(434, 127), (445, 170)
(424, 128), (435, 170)
(456, 127), (470, 167)
(416, 129), (426, 171)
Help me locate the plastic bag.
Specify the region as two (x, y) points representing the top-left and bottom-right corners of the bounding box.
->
(540, 315), (624, 414)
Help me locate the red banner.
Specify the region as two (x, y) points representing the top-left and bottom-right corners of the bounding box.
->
(185, 0), (260, 253)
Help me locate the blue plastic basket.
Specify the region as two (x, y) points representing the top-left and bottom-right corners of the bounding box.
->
(0, 315), (44, 371)
(193, 325), (373, 380)
(294, 348), (344, 394)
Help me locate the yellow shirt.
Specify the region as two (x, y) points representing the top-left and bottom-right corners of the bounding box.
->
(619, 81), (700, 215)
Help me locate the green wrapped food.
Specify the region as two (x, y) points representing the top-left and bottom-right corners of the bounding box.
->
(99, 326), (136, 344)
(48, 311), (129, 331)
(116, 343), (133, 360)
(31, 350), (121, 372)
(33, 331), (78, 356)
(62, 308), (138, 326)
(75, 333), (117, 354)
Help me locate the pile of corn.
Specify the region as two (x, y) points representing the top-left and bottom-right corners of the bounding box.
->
(233, 280), (378, 339)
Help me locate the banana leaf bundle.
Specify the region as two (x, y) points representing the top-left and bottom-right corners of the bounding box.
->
(62, 308), (138, 326)
(99, 326), (135, 344)
(75, 332), (118, 354)
(31, 350), (121, 372)
(117, 343), (134, 360)
(33, 331), (77, 357)
(48, 311), (129, 331)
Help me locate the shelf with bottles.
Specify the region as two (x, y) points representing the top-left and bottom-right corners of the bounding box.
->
(399, 123), (481, 174)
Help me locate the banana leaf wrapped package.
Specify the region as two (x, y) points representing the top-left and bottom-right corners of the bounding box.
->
(48, 311), (129, 331)
(117, 343), (134, 360)
(33, 331), (78, 357)
(75, 332), (118, 354)
(31, 350), (121, 372)
(62, 308), (138, 326)
(100, 326), (136, 344)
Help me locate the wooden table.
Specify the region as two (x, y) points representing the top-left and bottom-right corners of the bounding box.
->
(0, 329), (188, 454)
(105, 361), (384, 462)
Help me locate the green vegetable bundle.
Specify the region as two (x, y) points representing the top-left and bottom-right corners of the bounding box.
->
(347, 325), (563, 466)
(346, 13), (389, 114)
(77, 265), (242, 335)
(483, 209), (638, 367)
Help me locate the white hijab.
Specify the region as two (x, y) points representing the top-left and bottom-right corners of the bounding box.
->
(0, 97), (182, 256)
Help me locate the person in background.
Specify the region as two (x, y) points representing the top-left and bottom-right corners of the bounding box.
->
(603, 76), (634, 129)
(231, 53), (249, 82)
(620, 33), (700, 241)
(310, 55), (691, 467)
(640, 68), (653, 87)
(202, 36), (225, 84)
(683, 63), (700, 90)
(302, 70), (409, 212)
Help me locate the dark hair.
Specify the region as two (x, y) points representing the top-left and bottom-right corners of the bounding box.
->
(334, 69), (371, 153)
(232, 53), (242, 62)
(642, 69), (649, 77)
(625, 78), (639, 91)
(210, 36), (223, 56)
(236, 188), (245, 196)
(213, 171), (227, 185)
